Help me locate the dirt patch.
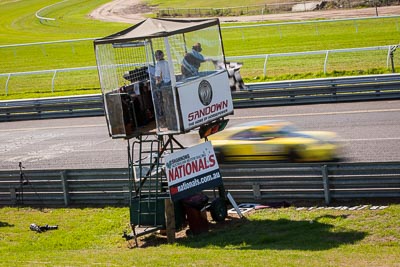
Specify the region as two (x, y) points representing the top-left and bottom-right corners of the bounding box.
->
(124, 212), (245, 248)
(88, 0), (150, 23)
(219, 6), (400, 22)
(123, 4), (154, 14)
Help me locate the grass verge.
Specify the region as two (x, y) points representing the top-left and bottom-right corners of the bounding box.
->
(0, 204), (399, 266)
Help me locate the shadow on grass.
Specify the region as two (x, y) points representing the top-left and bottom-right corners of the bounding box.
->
(171, 215), (367, 250)
(0, 221), (14, 227)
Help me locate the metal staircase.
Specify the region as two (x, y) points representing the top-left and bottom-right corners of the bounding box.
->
(126, 134), (185, 247)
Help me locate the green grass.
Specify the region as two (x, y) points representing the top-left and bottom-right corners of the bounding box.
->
(0, 204), (399, 266)
(0, 0), (399, 100)
(0, 0), (128, 44)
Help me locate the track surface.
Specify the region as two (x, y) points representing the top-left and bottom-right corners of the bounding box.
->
(1, 100), (399, 170)
(89, 2), (400, 24)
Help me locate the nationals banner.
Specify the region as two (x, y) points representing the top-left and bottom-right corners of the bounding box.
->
(165, 141), (223, 202)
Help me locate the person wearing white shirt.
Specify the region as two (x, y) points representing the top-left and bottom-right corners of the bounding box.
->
(154, 50), (171, 86)
(153, 49), (177, 129)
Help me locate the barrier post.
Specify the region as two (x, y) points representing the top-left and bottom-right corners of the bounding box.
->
(60, 171), (70, 206)
(322, 165), (331, 205)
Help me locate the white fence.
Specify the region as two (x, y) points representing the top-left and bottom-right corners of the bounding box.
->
(1, 16), (400, 95)
(228, 44), (398, 77)
(35, 0), (68, 23)
(0, 45), (398, 95)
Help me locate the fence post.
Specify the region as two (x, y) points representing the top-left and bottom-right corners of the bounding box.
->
(353, 20), (358, 33)
(9, 187), (16, 205)
(51, 70), (58, 93)
(123, 186), (130, 205)
(5, 73), (11, 96)
(252, 183), (261, 199)
(60, 171), (70, 206)
(386, 46), (391, 69)
(324, 50), (330, 74)
(321, 165), (331, 205)
(263, 54), (269, 77)
(387, 45), (397, 72)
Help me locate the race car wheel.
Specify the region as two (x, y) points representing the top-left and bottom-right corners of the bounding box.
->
(288, 149), (301, 163)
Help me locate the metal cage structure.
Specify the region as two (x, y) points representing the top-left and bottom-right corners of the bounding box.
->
(94, 18), (234, 138)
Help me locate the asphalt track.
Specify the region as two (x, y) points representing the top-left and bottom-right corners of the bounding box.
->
(1, 100), (399, 171)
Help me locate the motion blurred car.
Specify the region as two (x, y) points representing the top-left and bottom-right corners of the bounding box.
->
(207, 120), (341, 163)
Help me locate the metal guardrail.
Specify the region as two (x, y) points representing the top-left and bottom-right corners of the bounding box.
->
(1, 162), (399, 207)
(218, 162), (400, 204)
(233, 73), (400, 108)
(0, 94), (104, 122)
(0, 168), (130, 207)
(1, 73), (400, 122)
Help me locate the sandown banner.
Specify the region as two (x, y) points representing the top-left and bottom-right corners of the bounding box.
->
(165, 141), (223, 202)
(176, 71), (234, 131)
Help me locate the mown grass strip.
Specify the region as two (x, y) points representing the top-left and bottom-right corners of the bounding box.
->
(0, 205), (399, 266)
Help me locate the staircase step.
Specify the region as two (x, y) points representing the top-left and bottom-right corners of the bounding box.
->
(134, 225), (163, 237)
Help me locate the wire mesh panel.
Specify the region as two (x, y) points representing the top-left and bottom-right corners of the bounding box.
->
(94, 18), (234, 137)
(95, 41), (156, 138)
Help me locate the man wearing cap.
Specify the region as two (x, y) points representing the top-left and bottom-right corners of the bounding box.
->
(181, 43), (210, 78)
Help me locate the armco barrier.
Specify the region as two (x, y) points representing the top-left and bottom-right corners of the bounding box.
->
(1, 74), (400, 122)
(0, 94), (104, 122)
(217, 162), (400, 204)
(0, 168), (130, 207)
(233, 73), (400, 108)
(1, 162), (399, 207)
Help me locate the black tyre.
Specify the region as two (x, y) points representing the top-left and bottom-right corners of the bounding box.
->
(209, 197), (227, 222)
(288, 149), (300, 163)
